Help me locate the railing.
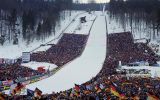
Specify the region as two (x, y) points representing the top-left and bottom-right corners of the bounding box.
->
(105, 14), (109, 55)
(0, 67), (61, 91)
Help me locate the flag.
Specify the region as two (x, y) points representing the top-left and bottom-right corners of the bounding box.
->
(112, 82), (118, 87)
(111, 82), (126, 98)
(2, 80), (13, 86)
(95, 84), (101, 93)
(11, 83), (25, 95)
(147, 93), (159, 100)
(3, 86), (10, 90)
(27, 89), (34, 97)
(74, 84), (80, 92)
(95, 85), (99, 90)
(74, 84), (80, 97)
(15, 83), (25, 93)
(110, 85), (120, 97)
(74, 92), (80, 97)
(34, 87), (42, 98)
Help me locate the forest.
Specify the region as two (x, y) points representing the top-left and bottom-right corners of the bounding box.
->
(0, 0), (73, 45)
(109, 0), (160, 40)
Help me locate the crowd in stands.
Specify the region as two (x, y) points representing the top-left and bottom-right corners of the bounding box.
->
(108, 32), (159, 65)
(0, 63), (42, 81)
(31, 33), (88, 66)
(1, 32), (160, 99)
(43, 32), (159, 99)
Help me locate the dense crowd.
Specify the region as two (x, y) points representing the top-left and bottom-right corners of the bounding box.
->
(40, 32), (159, 99)
(43, 32), (159, 99)
(0, 63), (42, 81)
(31, 33), (88, 66)
(108, 32), (159, 65)
(1, 32), (160, 99)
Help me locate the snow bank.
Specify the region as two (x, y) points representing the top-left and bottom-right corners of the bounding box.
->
(21, 61), (58, 71)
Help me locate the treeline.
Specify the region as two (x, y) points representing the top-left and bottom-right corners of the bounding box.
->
(0, 0), (73, 11)
(0, 0), (73, 45)
(109, 0), (160, 39)
(72, 3), (109, 11)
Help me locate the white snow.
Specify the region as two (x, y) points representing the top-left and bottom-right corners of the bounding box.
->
(105, 11), (152, 40)
(64, 12), (96, 35)
(134, 38), (147, 43)
(26, 12), (106, 94)
(21, 61), (58, 71)
(0, 11), (83, 59)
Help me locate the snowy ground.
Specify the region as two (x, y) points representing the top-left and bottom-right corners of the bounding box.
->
(26, 12), (106, 93)
(0, 11), (83, 59)
(64, 12), (96, 35)
(21, 61), (58, 71)
(105, 11), (150, 39)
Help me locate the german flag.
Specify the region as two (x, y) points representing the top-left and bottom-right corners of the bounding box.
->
(147, 93), (159, 100)
(74, 91), (80, 97)
(34, 87), (42, 99)
(27, 89), (34, 97)
(11, 82), (25, 95)
(110, 85), (120, 97)
(95, 85), (99, 91)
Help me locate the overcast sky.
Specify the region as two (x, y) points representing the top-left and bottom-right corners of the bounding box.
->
(74, 0), (110, 3)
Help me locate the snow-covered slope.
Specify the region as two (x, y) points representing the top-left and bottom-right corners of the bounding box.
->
(64, 12), (96, 35)
(26, 12), (106, 94)
(0, 11), (83, 59)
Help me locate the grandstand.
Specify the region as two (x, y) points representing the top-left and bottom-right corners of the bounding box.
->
(31, 33), (88, 67)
